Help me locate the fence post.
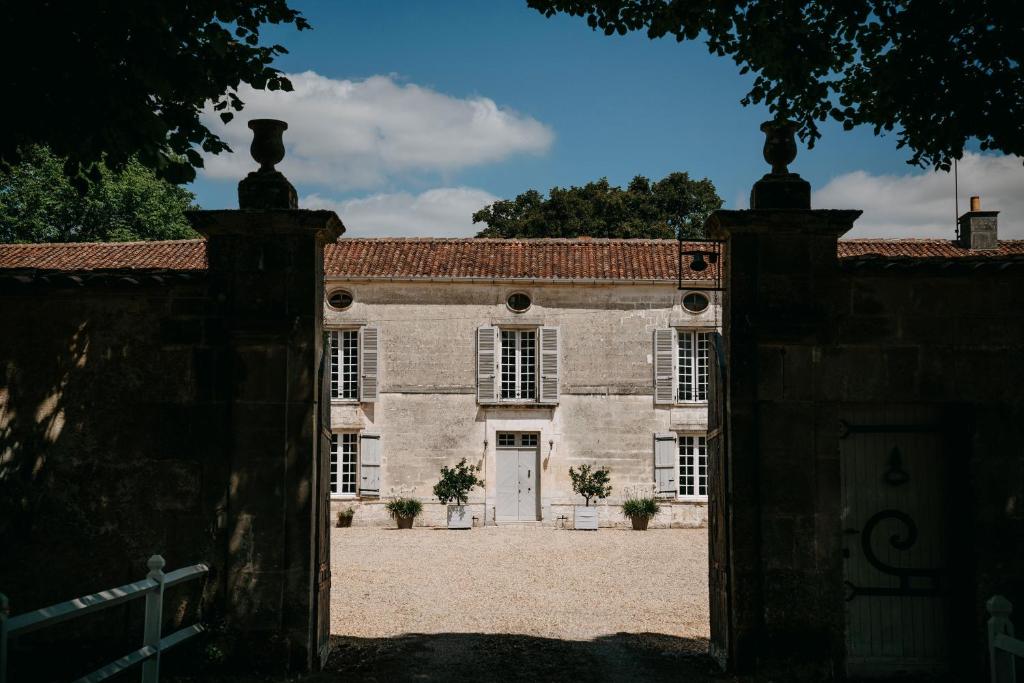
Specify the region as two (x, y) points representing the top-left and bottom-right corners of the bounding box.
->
(987, 594), (1016, 683)
(141, 555), (166, 683)
(1, 592), (9, 683)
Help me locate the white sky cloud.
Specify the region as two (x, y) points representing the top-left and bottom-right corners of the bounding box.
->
(201, 71), (554, 191)
(814, 152), (1024, 239)
(302, 187), (497, 238)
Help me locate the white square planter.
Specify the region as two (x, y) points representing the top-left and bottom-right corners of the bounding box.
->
(574, 505), (598, 530)
(447, 505), (472, 529)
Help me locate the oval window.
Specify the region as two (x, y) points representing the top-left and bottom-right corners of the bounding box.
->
(506, 292), (531, 313)
(682, 291), (709, 313)
(328, 289), (354, 311)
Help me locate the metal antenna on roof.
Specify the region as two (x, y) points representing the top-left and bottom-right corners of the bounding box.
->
(954, 157), (960, 240)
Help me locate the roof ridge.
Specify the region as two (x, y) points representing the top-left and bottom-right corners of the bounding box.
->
(0, 238), (206, 248)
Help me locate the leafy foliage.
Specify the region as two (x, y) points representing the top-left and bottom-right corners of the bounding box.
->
(526, 0), (1024, 169)
(0, 146), (198, 243)
(569, 464), (612, 506)
(621, 496), (661, 520)
(384, 497), (423, 520)
(474, 173), (721, 239)
(4, 1), (310, 185)
(433, 459), (485, 506)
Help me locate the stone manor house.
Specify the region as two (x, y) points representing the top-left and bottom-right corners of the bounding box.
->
(321, 237), (721, 527)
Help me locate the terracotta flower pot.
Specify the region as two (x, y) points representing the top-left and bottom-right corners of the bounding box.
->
(630, 516), (650, 531)
(396, 515), (414, 529)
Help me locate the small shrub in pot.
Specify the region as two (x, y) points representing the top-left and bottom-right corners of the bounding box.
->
(336, 507), (355, 528)
(621, 497), (661, 531)
(385, 497), (422, 529)
(433, 458), (484, 529)
(569, 464), (611, 530)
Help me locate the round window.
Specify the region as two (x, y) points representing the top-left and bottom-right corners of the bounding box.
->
(682, 291), (709, 313)
(506, 292), (531, 313)
(327, 289), (354, 311)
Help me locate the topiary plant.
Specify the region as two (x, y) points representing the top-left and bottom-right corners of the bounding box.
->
(433, 458), (484, 506)
(621, 497), (661, 520)
(569, 464), (612, 506)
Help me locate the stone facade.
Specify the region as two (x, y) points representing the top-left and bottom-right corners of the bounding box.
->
(323, 277), (719, 528)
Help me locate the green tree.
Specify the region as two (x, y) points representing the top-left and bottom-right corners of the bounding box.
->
(3, 2), (309, 185)
(526, 1), (1024, 169)
(0, 147), (199, 244)
(473, 173), (722, 239)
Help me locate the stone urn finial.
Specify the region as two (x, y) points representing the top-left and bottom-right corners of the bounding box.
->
(750, 118), (810, 209)
(238, 118), (298, 209)
(248, 119), (288, 172)
(760, 119), (799, 175)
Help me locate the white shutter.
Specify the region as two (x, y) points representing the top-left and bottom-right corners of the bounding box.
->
(477, 326), (498, 404)
(359, 326), (379, 402)
(654, 328), (677, 404)
(654, 433), (677, 498)
(539, 326), (560, 404)
(359, 433), (381, 497)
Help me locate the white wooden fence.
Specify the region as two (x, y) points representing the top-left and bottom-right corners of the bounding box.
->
(988, 595), (1023, 683)
(0, 555), (208, 683)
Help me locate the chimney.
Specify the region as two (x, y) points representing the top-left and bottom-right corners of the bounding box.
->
(957, 195), (999, 250)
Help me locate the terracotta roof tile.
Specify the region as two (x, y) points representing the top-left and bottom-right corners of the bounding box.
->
(837, 238), (1024, 260)
(323, 238), (716, 281)
(0, 239), (207, 271)
(2, 237), (1023, 280)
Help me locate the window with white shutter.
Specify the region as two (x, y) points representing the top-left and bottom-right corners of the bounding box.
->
(359, 433), (381, 497)
(678, 434), (708, 500)
(330, 330), (359, 400)
(477, 326), (498, 403)
(330, 432), (358, 496)
(538, 326), (560, 404)
(359, 326), (379, 402)
(677, 330), (710, 402)
(654, 433), (677, 498)
(653, 329), (676, 404)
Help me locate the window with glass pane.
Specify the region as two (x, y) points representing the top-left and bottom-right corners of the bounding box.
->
(331, 432), (358, 495)
(330, 330), (359, 399)
(677, 330), (710, 402)
(678, 435), (708, 498)
(500, 329), (536, 400)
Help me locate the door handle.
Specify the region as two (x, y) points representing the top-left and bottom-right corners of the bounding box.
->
(527, 470), (531, 478)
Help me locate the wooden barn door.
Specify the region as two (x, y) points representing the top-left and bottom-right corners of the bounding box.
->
(707, 332), (730, 668)
(313, 332), (333, 668)
(840, 404), (950, 678)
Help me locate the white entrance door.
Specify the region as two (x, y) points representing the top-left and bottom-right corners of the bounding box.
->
(840, 405), (949, 678)
(495, 432), (539, 521)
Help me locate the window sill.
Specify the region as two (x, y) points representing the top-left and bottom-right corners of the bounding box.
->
(330, 494), (358, 500)
(674, 401), (709, 407)
(676, 497), (708, 503)
(480, 401), (558, 407)
(331, 398), (360, 405)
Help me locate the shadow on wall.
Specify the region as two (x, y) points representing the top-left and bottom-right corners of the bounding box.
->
(0, 286), (224, 680)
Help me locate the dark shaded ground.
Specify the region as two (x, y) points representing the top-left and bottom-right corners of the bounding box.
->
(322, 633), (732, 683)
(164, 633), (744, 683)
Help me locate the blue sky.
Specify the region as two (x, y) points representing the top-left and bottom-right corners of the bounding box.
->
(191, 0), (1024, 239)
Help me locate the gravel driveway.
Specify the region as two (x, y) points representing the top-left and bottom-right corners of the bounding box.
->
(327, 526), (716, 682)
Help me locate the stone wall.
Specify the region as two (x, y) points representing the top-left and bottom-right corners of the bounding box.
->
(324, 279), (718, 526)
(0, 209), (342, 679)
(709, 207), (1024, 680)
(0, 274), (227, 679)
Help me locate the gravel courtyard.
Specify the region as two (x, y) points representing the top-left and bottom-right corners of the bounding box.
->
(327, 526), (719, 682)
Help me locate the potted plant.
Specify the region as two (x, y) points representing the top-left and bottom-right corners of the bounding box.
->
(336, 507), (355, 528)
(569, 464), (612, 530)
(622, 496), (661, 531)
(384, 497), (422, 529)
(433, 458), (484, 529)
